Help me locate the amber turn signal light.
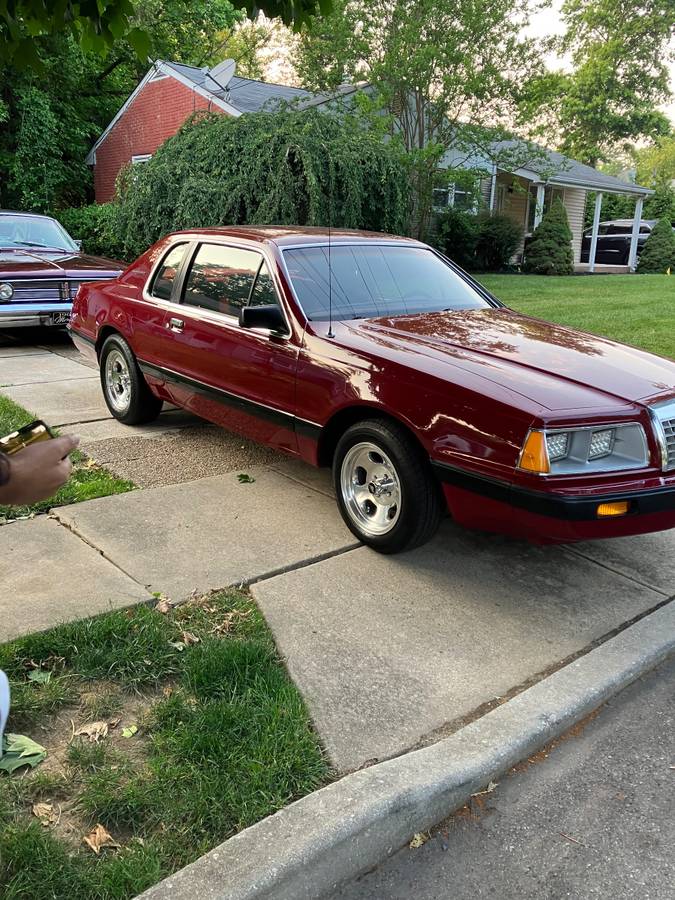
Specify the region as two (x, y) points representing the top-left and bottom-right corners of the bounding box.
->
(596, 501), (629, 518)
(518, 430), (550, 474)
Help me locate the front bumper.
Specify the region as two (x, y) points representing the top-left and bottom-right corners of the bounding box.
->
(0, 302), (72, 328)
(434, 461), (675, 543)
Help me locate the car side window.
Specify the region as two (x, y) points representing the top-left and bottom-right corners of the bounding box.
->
(249, 260), (280, 308)
(182, 243), (261, 317)
(150, 243), (188, 300)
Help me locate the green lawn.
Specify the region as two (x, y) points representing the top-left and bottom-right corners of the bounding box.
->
(0, 590), (329, 899)
(475, 274), (675, 360)
(0, 394), (134, 520)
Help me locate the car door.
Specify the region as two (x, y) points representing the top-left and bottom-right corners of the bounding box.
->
(153, 240), (300, 455)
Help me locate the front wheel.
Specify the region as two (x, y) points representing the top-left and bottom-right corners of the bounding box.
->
(100, 334), (163, 425)
(333, 419), (444, 553)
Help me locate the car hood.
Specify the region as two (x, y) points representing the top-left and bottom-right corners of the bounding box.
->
(347, 308), (675, 413)
(0, 249), (124, 279)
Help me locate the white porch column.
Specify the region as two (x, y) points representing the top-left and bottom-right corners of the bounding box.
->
(588, 191), (603, 273)
(628, 195), (644, 272)
(488, 164), (497, 212)
(533, 183), (545, 228)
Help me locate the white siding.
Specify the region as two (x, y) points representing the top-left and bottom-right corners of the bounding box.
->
(562, 188), (587, 264)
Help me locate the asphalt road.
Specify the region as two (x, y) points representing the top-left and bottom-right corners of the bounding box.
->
(334, 654), (675, 900)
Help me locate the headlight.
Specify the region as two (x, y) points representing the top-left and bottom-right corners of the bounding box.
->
(0, 283), (13, 301)
(519, 424), (648, 475)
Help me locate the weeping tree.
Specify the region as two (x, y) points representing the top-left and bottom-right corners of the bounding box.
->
(112, 107), (412, 258)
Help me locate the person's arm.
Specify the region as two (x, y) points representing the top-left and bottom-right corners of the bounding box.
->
(0, 435), (80, 505)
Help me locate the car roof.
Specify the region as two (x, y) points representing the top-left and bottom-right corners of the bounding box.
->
(598, 219), (657, 227)
(168, 225), (424, 248)
(0, 210), (57, 220)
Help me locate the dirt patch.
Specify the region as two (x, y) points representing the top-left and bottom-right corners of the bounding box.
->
(82, 426), (283, 487)
(14, 680), (163, 850)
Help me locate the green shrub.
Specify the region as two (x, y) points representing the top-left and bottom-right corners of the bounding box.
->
(112, 108), (413, 259)
(636, 217), (675, 273)
(474, 213), (523, 271)
(523, 198), (573, 275)
(56, 203), (128, 262)
(434, 207), (479, 269)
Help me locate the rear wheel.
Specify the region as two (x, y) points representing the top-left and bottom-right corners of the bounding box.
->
(100, 334), (163, 425)
(333, 418), (443, 553)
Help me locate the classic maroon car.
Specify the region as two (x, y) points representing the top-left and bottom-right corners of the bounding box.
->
(0, 211), (123, 328)
(69, 226), (675, 553)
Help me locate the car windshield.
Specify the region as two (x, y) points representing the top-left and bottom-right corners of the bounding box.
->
(283, 244), (491, 321)
(0, 214), (77, 251)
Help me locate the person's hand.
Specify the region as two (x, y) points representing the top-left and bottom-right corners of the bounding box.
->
(0, 435), (80, 505)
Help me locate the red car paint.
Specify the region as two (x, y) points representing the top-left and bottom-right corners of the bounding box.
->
(70, 226), (675, 543)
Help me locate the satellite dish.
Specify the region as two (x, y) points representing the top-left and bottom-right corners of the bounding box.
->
(206, 59), (236, 91)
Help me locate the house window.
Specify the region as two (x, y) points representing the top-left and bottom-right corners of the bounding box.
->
(432, 183), (475, 212)
(131, 154), (152, 165)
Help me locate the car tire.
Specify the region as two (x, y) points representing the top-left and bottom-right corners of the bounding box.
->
(333, 418), (444, 554)
(100, 334), (163, 425)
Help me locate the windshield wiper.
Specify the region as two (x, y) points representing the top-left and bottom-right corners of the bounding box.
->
(10, 240), (55, 249)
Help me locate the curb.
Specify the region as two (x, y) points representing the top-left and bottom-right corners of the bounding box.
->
(137, 596), (675, 900)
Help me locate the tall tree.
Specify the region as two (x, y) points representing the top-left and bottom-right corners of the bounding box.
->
(520, 0), (675, 166)
(0, 0), (246, 210)
(295, 0), (545, 238)
(1, 0), (331, 67)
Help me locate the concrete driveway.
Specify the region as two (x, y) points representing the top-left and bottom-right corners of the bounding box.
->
(2, 328), (674, 777)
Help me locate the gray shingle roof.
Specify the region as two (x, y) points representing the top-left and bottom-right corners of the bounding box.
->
(492, 139), (651, 195)
(164, 62), (316, 112)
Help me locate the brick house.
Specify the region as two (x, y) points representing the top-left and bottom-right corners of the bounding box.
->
(87, 59), (652, 272)
(85, 60), (327, 203)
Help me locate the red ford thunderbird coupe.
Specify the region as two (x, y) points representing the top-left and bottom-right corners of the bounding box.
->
(69, 227), (675, 553)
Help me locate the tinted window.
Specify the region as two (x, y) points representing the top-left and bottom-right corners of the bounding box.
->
(249, 261), (279, 307)
(283, 245), (489, 321)
(151, 243), (188, 300)
(183, 244), (260, 316)
(608, 225), (631, 235)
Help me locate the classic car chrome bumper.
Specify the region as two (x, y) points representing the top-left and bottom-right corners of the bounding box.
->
(0, 302), (72, 328)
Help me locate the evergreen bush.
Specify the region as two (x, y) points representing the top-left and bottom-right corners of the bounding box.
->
(474, 213), (523, 271)
(112, 108), (413, 259)
(434, 207), (479, 269)
(636, 217), (675, 273)
(523, 198), (573, 275)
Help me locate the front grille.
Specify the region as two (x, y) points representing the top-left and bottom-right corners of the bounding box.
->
(651, 400), (675, 471)
(3, 280), (67, 303)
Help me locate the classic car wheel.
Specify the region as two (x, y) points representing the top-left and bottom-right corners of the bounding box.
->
(333, 419), (443, 553)
(100, 334), (163, 425)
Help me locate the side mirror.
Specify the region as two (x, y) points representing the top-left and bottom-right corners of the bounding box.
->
(239, 304), (287, 333)
(74, 239), (83, 250)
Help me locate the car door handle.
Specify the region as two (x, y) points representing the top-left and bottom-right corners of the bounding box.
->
(166, 317), (184, 333)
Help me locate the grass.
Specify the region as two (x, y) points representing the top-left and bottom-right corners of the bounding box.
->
(475, 273), (675, 360)
(0, 590), (329, 899)
(0, 393), (134, 520)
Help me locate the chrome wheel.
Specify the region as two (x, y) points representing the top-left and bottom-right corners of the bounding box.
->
(340, 441), (402, 537)
(104, 348), (132, 413)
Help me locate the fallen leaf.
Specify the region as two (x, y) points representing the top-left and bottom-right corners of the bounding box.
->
(237, 473), (255, 483)
(409, 832), (429, 849)
(108, 717), (121, 729)
(168, 641), (185, 652)
(0, 734), (47, 775)
(83, 824), (121, 854)
(154, 597), (172, 614)
(75, 721), (109, 743)
(27, 670), (52, 685)
(32, 801), (57, 826)
(162, 686), (174, 698)
(121, 725), (138, 738)
(180, 631), (200, 646)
